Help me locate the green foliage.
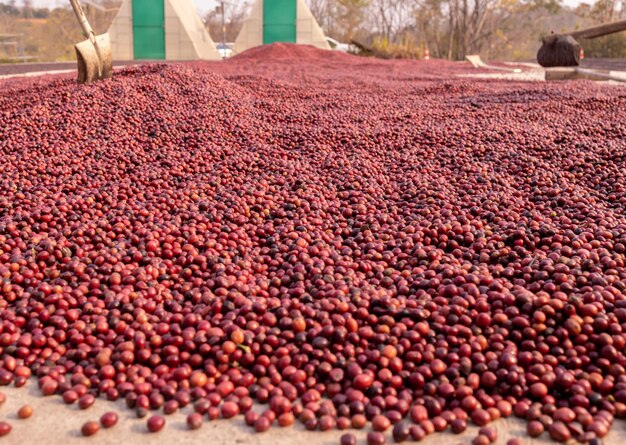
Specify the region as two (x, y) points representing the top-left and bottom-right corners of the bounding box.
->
(334, 0), (370, 40)
(0, 5), (117, 62)
(32, 8), (51, 19)
(33, 8), (84, 61)
(0, 4), (20, 16)
(574, 0), (626, 58)
(337, 0), (370, 9)
(371, 34), (422, 59)
(582, 34), (626, 58)
(524, 0), (562, 13)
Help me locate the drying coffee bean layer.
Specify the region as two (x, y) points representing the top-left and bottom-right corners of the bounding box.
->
(1, 44), (626, 444)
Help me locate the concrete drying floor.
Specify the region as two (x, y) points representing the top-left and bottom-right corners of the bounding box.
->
(0, 57), (625, 78)
(0, 380), (624, 445)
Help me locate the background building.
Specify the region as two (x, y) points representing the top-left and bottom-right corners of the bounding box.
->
(108, 0), (221, 60)
(234, 0), (329, 55)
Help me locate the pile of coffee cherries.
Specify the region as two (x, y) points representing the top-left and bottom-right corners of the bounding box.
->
(0, 44), (625, 444)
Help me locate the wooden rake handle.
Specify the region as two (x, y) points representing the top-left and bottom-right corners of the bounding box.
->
(69, 0), (95, 41)
(570, 19), (626, 40)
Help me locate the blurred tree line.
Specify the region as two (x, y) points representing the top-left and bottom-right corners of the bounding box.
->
(204, 1), (251, 43)
(1, 2), (50, 18)
(0, 0), (625, 62)
(307, 0), (626, 59)
(575, 0), (626, 57)
(0, 1), (119, 62)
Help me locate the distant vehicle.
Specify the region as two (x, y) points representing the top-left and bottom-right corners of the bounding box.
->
(216, 43), (234, 59)
(325, 37), (357, 54)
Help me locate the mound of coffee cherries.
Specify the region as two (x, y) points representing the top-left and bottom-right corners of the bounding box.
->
(0, 44), (625, 444)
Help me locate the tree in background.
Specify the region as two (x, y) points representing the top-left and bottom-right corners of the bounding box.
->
(394, 0), (567, 60)
(0, 2), (20, 16)
(0, 6), (84, 61)
(304, 0), (616, 61)
(335, 0), (370, 40)
(0, 2), (114, 62)
(370, 0), (412, 41)
(0, 0), (625, 63)
(22, 0), (31, 18)
(304, 0), (567, 60)
(307, 0), (370, 41)
(587, 0), (623, 21)
(28, 7), (84, 60)
(576, 0), (626, 57)
(308, 0), (333, 32)
(204, 1), (250, 44)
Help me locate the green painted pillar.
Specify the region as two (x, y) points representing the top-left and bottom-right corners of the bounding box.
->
(132, 0), (166, 59)
(263, 0), (297, 45)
